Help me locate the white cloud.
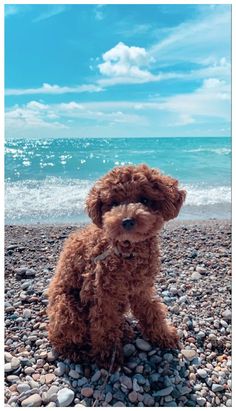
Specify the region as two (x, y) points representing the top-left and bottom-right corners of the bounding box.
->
(150, 6), (231, 65)
(33, 5), (68, 23)
(158, 77), (231, 124)
(98, 42), (155, 83)
(5, 83), (103, 96)
(94, 5), (105, 21)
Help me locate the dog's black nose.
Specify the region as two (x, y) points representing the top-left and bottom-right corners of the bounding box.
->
(122, 218), (135, 230)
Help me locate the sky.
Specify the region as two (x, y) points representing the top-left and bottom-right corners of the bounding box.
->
(5, 3), (231, 138)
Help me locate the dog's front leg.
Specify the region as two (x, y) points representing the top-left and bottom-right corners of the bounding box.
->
(130, 288), (179, 348)
(89, 263), (128, 369)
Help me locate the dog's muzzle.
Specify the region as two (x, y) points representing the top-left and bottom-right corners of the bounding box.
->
(122, 218), (136, 230)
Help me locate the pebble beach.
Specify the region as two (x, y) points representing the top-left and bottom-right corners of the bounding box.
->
(4, 220), (232, 407)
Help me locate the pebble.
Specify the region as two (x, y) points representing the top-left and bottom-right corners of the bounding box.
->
(113, 401), (126, 407)
(197, 397), (207, 406)
(154, 386), (174, 397)
(57, 388), (75, 406)
(91, 370), (101, 383)
(21, 393), (42, 407)
(69, 369), (80, 379)
(222, 309), (231, 321)
(191, 272), (202, 280)
(128, 390), (138, 403)
(17, 383), (31, 393)
(181, 349), (197, 361)
(81, 387), (94, 398)
(123, 343), (136, 357)
(135, 338), (152, 351)
(211, 384), (224, 392)
(197, 369), (208, 379)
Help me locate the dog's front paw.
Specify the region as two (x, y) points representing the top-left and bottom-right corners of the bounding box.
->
(94, 346), (123, 371)
(158, 324), (179, 349)
(146, 323), (179, 349)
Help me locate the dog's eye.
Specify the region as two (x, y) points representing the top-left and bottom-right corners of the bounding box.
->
(140, 197), (150, 206)
(111, 200), (119, 208)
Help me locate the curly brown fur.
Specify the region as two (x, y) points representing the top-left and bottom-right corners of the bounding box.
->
(47, 164), (186, 368)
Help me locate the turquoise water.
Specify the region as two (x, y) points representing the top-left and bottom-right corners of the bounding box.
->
(5, 137), (231, 223)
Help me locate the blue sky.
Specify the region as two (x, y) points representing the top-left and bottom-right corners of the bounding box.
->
(5, 4), (231, 138)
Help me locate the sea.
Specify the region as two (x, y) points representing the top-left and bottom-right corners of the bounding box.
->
(5, 137), (231, 224)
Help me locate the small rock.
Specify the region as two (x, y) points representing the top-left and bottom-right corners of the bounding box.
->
(222, 309), (231, 321)
(191, 272), (202, 281)
(91, 370), (101, 383)
(128, 391), (138, 403)
(81, 387), (93, 398)
(113, 401), (126, 407)
(135, 338), (152, 352)
(211, 384), (224, 392)
(17, 383), (31, 393)
(21, 394), (42, 407)
(69, 369), (80, 379)
(10, 357), (21, 370)
(123, 343), (136, 357)
(196, 266), (207, 274)
(24, 367), (35, 375)
(196, 397), (207, 406)
(143, 393), (155, 406)
(181, 349), (197, 361)
(23, 309), (32, 319)
(197, 369), (208, 379)
(57, 388), (75, 406)
(153, 386), (174, 397)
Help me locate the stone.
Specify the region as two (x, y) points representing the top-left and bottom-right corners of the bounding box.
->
(143, 393), (155, 406)
(197, 369), (208, 379)
(45, 373), (55, 384)
(222, 310), (231, 321)
(154, 386), (174, 397)
(91, 370), (101, 383)
(57, 388), (75, 406)
(69, 369), (80, 379)
(128, 391), (138, 403)
(123, 343), (136, 357)
(17, 383), (31, 393)
(197, 397), (207, 406)
(81, 387), (93, 398)
(24, 366), (35, 375)
(113, 401), (126, 407)
(120, 375), (132, 390)
(181, 349), (197, 361)
(21, 394), (42, 407)
(191, 272), (202, 281)
(135, 338), (152, 352)
(211, 384), (224, 392)
(196, 266), (207, 274)
(10, 357), (21, 370)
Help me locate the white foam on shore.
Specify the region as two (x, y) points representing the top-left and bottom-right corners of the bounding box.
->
(5, 178), (231, 224)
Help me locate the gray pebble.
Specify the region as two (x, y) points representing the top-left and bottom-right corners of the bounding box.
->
(154, 386), (174, 397)
(211, 384), (224, 392)
(123, 343), (136, 357)
(57, 388), (75, 406)
(197, 369), (208, 379)
(135, 338), (152, 352)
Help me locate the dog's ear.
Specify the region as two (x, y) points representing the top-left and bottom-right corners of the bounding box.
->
(150, 170), (186, 221)
(85, 184), (103, 227)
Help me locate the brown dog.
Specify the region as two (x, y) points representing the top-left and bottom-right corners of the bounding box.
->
(47, 164), (186, 368)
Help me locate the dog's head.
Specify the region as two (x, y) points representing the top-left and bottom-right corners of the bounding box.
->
(86, 164), (186, 243)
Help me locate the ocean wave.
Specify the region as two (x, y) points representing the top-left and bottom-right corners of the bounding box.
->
(183, 147), (231, 155)
(5, 177), (231, 224)
(184, 185), (231, 206)
(5, 177), (93, 223)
